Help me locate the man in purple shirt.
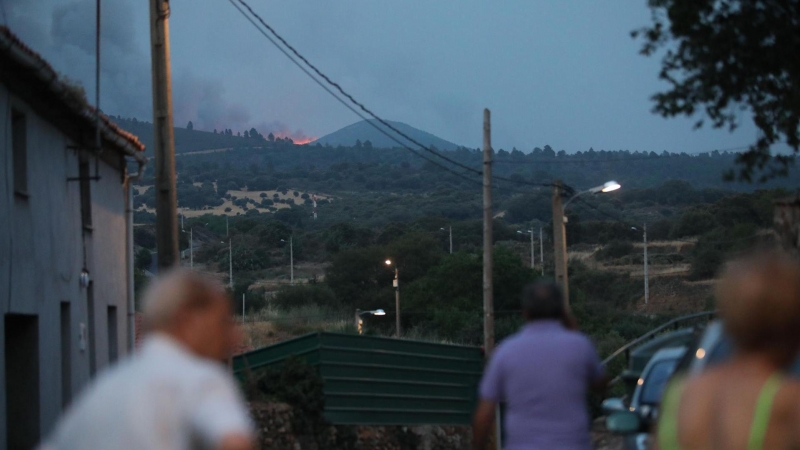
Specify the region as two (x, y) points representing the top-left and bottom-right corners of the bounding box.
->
(473, 281), (607, 450)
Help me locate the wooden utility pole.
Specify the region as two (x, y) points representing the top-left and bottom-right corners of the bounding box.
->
(149, 0), (178, 269)
(552, 180), (569, 304)
(483, 109), (494, 354)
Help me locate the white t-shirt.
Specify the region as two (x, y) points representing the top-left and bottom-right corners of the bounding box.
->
(43, 334), (254, 450)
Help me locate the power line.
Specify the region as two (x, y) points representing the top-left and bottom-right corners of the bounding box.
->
(229, 0), (553, 191)
(226, 0), (483, 188)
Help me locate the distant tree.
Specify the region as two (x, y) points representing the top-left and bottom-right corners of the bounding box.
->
(186, 121), (194, 130)
(243, 130), (249, 138)
(635, 0), (800, 181)
(250, 128), (260, 139)
(363, 140), (373, 149)
(355, 139), (363, 149)
(214, 129), (217, 134)
(135, 248), (152, 270)
(237, 131), (241, 137)
(268, 132), (275, 142)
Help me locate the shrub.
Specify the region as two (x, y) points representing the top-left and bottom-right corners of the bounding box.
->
(596, 240), (634, 260)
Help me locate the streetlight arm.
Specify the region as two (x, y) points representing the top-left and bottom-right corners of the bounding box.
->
(562, 189), (592, 211)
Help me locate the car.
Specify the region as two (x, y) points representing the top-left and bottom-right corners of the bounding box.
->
(607, 320), (800, 442)
(602, 346), (686, 450)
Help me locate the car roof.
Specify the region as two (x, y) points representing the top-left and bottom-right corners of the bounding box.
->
(649, 346), (687, 363)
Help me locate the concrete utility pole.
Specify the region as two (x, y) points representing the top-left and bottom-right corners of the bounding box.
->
(150, 0), (178, 269)
(482, 109), (495, 355)
(189, 228), (193, 269)
(228, 239), (233, 289)
(289, 236), (294, 286)
(643, 223), (649, 305)
(449, 225), (453, 254)
(539, 227), (544, 276)
(552, 180), (569, 304)
(394, 268), (400, 337)
(226, 215), (229, 236)
(530, 230), (535, 269)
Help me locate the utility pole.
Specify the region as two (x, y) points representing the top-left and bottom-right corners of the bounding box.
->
(539, 227), (544, 276)
(643, 223), (649, 305)
(242, 293), (246, 321)
(449, 225), (453, 255)
(228, 239), (233, 289)
(150, 0), (178, 269)
(394, 268), (400, 337)
(189, 228), (193, 269)
(482, 108), (494, 355)
(289, 236), (294, 286)
(530, 230), (535, 269)
(552, 180), (569, 305)
(226, 215), (229, 236)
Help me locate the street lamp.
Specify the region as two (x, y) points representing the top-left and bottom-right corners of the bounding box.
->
(552, 180), (621, 305)
(385, 259), (400, 337)
(281, 237), (294, 286)
(631, 225), (649, 305)
(562, 181), (621, 211)
(354, 308), (386, 335)
(440, 226), (453, 254)
(517, 230), (535, 269)
(221, 239), (232, 288)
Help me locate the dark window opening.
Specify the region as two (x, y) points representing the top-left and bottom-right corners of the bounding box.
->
(107, 306), (118, 364)
(87, 283), (96, 376)
(79, 154), (92, 229)
(61, 302), (72, 409)
(11, 109), (27, 196)
(5, 314), (40, 450)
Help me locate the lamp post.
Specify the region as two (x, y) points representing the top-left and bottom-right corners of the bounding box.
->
(281, 237), (294, 286)
(354, 309), (386, 335)
(221, 239), (232, 289)
(631, 224), (649, 305)
(553, 180), (621, 304)
(385, 259), (400, 337)
(517, 230), (535, 269)
(440, 227), (453, 254)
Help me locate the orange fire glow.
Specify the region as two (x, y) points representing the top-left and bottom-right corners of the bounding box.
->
(273, 133), (317, 145)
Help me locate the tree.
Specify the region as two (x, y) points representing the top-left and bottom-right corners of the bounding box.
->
(243, 130), (249, 138)
(635, 0), (800, 181)
(268, 132), (275, 142)
(135, 248), (152, 270)
(186, 120), (193, 130)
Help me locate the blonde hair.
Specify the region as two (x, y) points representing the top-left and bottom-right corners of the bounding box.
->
(717, 251), (800, 362)
(142, 269), (225, 330)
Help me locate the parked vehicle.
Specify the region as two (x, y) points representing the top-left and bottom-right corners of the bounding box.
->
(603, 346), (686, 450)
(607, 320), (800, 442)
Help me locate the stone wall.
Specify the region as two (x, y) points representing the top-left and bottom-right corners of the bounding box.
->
(250, 402), (472, 450)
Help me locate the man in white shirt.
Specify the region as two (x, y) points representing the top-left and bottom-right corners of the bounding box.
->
(42, 269), (255, 450)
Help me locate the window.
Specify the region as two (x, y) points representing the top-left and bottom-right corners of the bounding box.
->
(11, 108), (27, 196)
(5, 314), (40, 449)
(79, 155), (92, 229)
(87, 282), (96, 376)
(107, 306), (118, 364)
(61, 302), (72, 409)
(640, 359), (679, 405)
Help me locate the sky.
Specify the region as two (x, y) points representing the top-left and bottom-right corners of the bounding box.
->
(2, 0), (765, 153)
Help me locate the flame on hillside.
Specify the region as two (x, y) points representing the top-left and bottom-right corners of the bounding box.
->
(274, 133), (316, 145)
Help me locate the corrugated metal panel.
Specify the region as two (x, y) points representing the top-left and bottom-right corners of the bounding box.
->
(232, 332), (483, 425)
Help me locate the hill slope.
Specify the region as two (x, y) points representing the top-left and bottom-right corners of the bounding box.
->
(315, 119), (462, 151)
(111, 117), (280, 156)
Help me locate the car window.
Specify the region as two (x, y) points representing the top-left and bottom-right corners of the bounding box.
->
(641, 359), (679, 405)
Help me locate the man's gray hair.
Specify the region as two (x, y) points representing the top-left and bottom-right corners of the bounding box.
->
(142, 269), (224, 329)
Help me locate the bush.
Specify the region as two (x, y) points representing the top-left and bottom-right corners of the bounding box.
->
(596, 240), (634, 260)
(272, 284), (338, 309)
(224, 207), (232, 212)
(135, 248), (152, 270)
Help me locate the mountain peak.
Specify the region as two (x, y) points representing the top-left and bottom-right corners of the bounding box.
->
(314, 119), (462, 151)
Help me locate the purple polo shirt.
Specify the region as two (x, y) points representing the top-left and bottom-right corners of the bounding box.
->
(479, 320), (605, 450)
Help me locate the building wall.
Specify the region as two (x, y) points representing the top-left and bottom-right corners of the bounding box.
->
(0, 84), (132, 449)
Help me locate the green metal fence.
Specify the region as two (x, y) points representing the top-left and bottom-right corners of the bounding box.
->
(233, 332), (484, 425)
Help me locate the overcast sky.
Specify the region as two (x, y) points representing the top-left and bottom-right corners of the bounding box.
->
(4, 1), (763, 152)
